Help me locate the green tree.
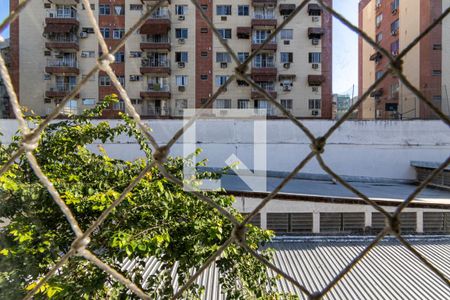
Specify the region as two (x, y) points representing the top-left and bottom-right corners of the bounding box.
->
(0, 96), (281, 299)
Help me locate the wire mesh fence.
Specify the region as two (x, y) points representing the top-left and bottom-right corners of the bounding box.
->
(0, 0), (449, 299)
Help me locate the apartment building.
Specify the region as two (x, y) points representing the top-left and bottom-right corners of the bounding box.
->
(358, 0), (450, 120)
(0, 38), (10, 118)
(10, 0), (332, 118)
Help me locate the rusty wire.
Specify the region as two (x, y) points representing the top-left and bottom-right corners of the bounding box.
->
(0, 0), (449, 299)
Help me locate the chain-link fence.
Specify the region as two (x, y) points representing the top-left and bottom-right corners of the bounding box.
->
(0, 0), (449, 299)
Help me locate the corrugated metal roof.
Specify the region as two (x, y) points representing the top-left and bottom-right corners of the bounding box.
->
(123, 236), (450, 299)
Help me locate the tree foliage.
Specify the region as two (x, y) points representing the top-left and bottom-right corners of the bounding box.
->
(0, 96), (281, 299)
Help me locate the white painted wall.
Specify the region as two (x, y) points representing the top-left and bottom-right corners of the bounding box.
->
(0, 119), (449, 181)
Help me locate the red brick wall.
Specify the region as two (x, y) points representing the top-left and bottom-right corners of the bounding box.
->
(321, 0), (333, 119)
(195, 0), (213, 108)
(9, 0), (20, 116)
(419, 0), (442, 119)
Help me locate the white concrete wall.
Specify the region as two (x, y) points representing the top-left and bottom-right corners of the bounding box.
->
(1, 119), (449, 181)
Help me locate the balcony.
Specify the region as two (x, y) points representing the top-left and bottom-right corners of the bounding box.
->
(45, 35), (79, 51)
(140, 10), (171, 35)
(251, 65), (277, 81)
(237, 27), (251, 39)
(308, 75), (325, 86)
(251, 90), (277, 99)
(45, 83), (79, 98)
(252, 15), (277, 28)
(46, 59), (79, 75)
(370, 88), (384, 98)
(140, 59), (171, 75)
(308, 27), (325, 39)
(140, 83), (171, 99)
(252, 0), (277, 5)
(44, 10), (79, 33)
(140, 36), (171, 51)
(251, 40), (277, 51)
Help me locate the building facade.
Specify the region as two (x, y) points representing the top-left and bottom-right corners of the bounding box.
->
(358, 0), (449, 120)
(10, 0), (332, 118)
(0, 38), (10, 118)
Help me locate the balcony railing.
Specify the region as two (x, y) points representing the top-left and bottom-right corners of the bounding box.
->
(141, 59), (170, 68)
(47, 59), (78, 68)
(252, 62), (275, 68)
(48, 35), (79, 43)
(150, 9), (170, 19)
(145, 107), (170, 116)
(146, 83), (170, 92)
(253, 13), (276, 19)
(49, 83), (77, 92)
(141, 36), (170, 44)
(46, 9), (78, 19)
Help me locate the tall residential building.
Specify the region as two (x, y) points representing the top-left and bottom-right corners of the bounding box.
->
(358, 0), (450, 120)
(10, 0), (332, 118)
(0, 38), (11, 118)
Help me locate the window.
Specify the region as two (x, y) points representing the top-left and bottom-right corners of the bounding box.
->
(201, 51), (208, 57)
(129, 75), (142, 81)
(238, 5), (249, 16)
(100, 27), (110, 39)
(281, 99), (293, 110)
(253, 53), (275, 68)
(432, 70), (442, 76)
(44, 50), (51, 56)
(82, 98), (96, 106)
(176, 75), (188, 86)
(114, 5), (124, 15)
(200, 27), (208, 33)
(64, 100), (78, 115)
(130, 99), (142, 105)
(114, 52), (125, 63)
(391, 40), (399, 55)
(280, 52), (293, 63)
(267, 213), (313, 234)
(175, 52), (188, 63)
(99, 4), (110, 15)
(308, 99), (321, 109)
(376, 14), (383, 27)
(129, 51), (142, 58)
(113, 29), (125, 39)
(238, 52), (249, 63)
(253, 30), (274, 44)
(99, 76), (111, 86)
(175, 28), (188, 39)
(81, 4), (95, 10)
(117, 76), (125, 87)
(391, 0), (399, 11)
(216, 52), (231, 63)
(82, 27), (94, 34)
(81, 51), (95, 58)
(113, 100), (125, 111)
(320, 213), (365, 233)
(391, 19), (399, 34)
(433, 44), (442, 50)
(280, 29), (293, 40)
(238, 99), (249, 109)
(215, 99), (231, 109)
(200, 74), (208, 80)
(308, 52), (321, 63)
(201, 4), (208, 12)
(218, 29), (232, 39)
(130, 4), (143, 11)
(216, 75), (229, 86)
(376, 32), (383, 43)
(375, 70), (384, 80)
(216, 5), (232, 16)
(175, 5), (188, 15)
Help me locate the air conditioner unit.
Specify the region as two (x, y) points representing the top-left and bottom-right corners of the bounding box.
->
(54, 51), (63, 57)
(81, 52), (88, 58)
(284, 40), (290, 45)
(221, 16), (227, 21)
(130, 75), (138, 81)
(178, 85), (186, 92)
(312, 63), (319, 69)
(220, 62), (228, 68)
(178, 38), (185, 44)
(283, 15), (289, 20)
(311, 110), (319, 116)
(283, 63), (290, 69)
(312, 39), (319, 45)
(312, 86), (319, 92)
(178, 62), (186, 68)
(80, 32), (88, 39)
(178, 15), (185, 21)
(312, 16), (320, 22)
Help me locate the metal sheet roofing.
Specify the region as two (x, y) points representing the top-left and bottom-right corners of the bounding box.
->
(123, 236), (450, 299)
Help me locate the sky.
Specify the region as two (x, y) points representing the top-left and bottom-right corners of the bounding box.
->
(0, 1), (359, 95)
